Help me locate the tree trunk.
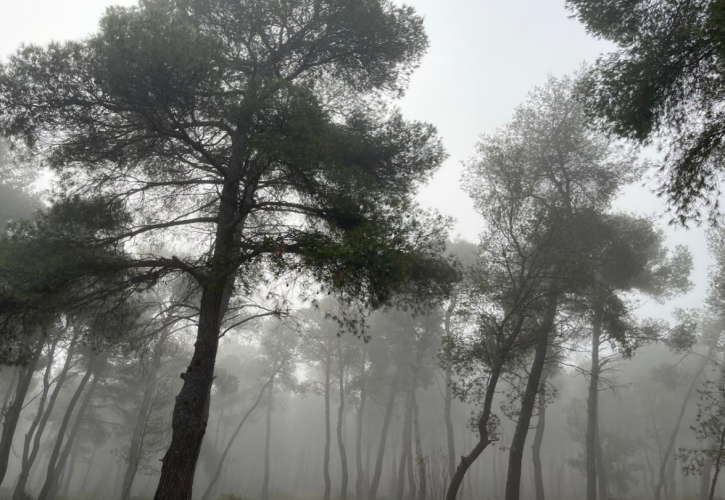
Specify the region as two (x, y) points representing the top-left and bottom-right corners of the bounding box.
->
(412, 388), (425, 500)
(60, 443), (78, 499)
(396, 393), (412, 500)
(701, 457), (713, 500)
(654, 338), (718, 500)
(368, 371), (399, 500)
(444, 363), (503, 500)
(595, 421), (608, 500)
(505, 293), (556, 500)
(36, 354), (97, 500)
(0, 336), (44, 486)
(48, 363), (102, 500)
(262, 379), (274, 500)
(201, 372), (277, 500)
(1, 367), (18, 411)
(79, 447), (97, 496)
(531, 365), (552, 500)
(355, 345), (367, 500)
(586, 306), (603, 500)
(337, 338), (349, 500)
(13, 330), (78, 500)
(121, 348), (163, 500)
(323, 351), (332, 500)
(443, 298), (457, 482)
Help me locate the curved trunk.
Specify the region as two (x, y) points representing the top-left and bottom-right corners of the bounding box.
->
(505, 294), (556, 500)
(154, 142), (254, 500)
(355, 345), (367, 500)
(0, 337), (44, 486)
(201, 371), (277, 500)
(337, 338), (349, 500)
(261, 379), (274, 500)
(13, 330), (78, 500)
(368, 371), (399, 500)
(444, 363), (502, 500)
(532, 365), (552, 500)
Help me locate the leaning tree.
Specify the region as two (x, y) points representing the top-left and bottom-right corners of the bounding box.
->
(0, 1), (454, 498)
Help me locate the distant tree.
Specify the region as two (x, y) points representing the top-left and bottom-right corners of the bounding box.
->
(0, 2), (453, 496)
(566, 0), (725, 223)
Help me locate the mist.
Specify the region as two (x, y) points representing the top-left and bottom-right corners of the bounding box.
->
(0, 1), (723, 500)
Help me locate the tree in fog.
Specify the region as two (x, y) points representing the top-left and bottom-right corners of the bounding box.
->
(0, 1), (457, 496)
(449, 74), (638, 500)
(567, 0), (725, 223)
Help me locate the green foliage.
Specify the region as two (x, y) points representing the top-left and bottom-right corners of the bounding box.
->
(567, 0), (725, 223)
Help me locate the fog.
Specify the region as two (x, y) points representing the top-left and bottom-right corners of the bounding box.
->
(0, 2), (723, 500)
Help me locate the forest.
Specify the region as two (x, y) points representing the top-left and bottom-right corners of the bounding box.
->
(1, 1), (725, 500)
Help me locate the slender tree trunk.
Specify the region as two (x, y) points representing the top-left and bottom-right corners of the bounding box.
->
(654, 339), (717, 500)
(60, 444), (78, 499)
(356, 345), (367, 500)
(368, 371), (399, 500)
(79, 447), (97, 496)
(0, 336), (44, 486)
(396, 393), (412, 500)
(505, 294), (556, 500)
(36, 355), (97, 500)
(337, 338), (349, 500)
(701, 458), (713, 500)
(13, 330), (78, 500)
(444, 363), (503, 500)
(443, 298), (457, 482)
(261, 379), (274, 500)
(120, 358), (162, 500)
(412, 388), (425, 500)
(49, 364), (102, 500)
(406, 411), (415, 500)
(323, 351), (332, 500)
(200, 371), (277, 500)
(586, 307), (603, 500)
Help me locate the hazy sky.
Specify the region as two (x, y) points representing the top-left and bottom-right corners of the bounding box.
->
(0, 0), (710, 319)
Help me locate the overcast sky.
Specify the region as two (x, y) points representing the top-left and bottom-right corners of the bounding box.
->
(0, 0), (710, 319)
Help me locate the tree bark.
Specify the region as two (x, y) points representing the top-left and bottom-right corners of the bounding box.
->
(505, 293), (556, 500)
(13, 330), (78, 500)
(368, 370), (398, 500)
(0, 336), (44, 486)
(261, 379), (274, 500)
(337, 338), (349, 500)
(586, 306), (603, 500)
(355, 345), (367, 500)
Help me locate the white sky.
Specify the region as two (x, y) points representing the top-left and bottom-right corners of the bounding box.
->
(0, 0), (710, 320)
